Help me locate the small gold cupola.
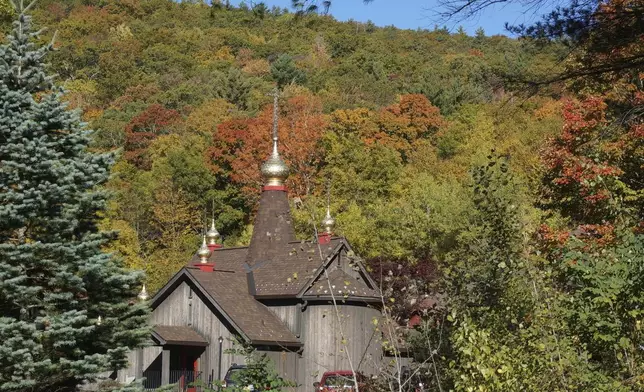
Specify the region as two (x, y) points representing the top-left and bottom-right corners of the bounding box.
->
(197, 236), (211, 263)
(319, 184), (335, 244)
(260, 89), (289, 188)
(321, 206), (335, 235)
(206, 218), (220, 246)
(137, 284), (149, 301)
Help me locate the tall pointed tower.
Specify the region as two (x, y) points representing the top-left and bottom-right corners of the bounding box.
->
(245, 91), (296, 267)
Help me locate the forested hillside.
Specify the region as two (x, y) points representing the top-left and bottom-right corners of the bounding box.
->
(2, 0), (642, 389)
(3, 0), (563, 291)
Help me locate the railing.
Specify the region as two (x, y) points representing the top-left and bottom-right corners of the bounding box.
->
(143, 370), (161, 391)
(171, 370), (202, 391)
(142, 370), (203, 391)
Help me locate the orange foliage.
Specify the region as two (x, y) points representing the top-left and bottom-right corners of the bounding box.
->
(367, 94), (445, 161)
(208, 95), (327, 199)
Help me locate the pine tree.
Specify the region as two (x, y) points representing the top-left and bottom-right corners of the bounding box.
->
(0, 3), (148, 391)
(270, 54), (306, 89)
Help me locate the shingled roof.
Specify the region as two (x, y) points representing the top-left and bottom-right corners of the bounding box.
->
(245, 189), (296, 268)
(303, 268), (381, 299)
(186, 268), (301, 346)
(153, 181), (381, 347)
(152, 325), (208, 346)
(151, 266), (301, 346)
(188, 237), (379, 300)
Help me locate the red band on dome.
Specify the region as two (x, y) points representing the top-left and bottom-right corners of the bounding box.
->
(263, 185), (287, 191)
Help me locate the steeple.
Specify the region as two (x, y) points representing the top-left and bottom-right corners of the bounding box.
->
(260, 90), (289, 189)
(245, 89), (296, 269)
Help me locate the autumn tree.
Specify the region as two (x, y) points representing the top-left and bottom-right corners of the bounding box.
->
(374, 94), (446, 162)
(208, 94), (327, 200)
(124, 104), (181, 169)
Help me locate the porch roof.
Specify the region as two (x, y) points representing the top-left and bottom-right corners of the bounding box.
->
(152, 325), (209, 347)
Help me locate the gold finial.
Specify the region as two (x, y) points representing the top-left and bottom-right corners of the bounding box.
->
(206, 218), (220, 245)
(321, 206), (335, 235)
(197, 236), (211, 263)
(260, 89), (289, 186)
(321, 182), (335, 234)
(137, 284), (149, 301)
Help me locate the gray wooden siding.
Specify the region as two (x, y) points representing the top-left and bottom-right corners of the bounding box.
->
(120, 278), (395, 392)
(122, 280), (245, 385)
(266, 304), (299, 335)
(298, 303), (384, 391)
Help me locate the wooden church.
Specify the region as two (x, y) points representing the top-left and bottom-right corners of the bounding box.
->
(118, 101), (394, 390)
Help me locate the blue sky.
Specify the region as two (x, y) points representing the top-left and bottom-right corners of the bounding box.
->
(259, 0), (552, 36)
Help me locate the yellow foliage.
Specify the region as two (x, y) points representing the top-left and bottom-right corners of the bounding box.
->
(242, 58), (270, 76)
(63, 79), (98, 110)
(533, 99), (563, 120)
(100, 219), (145, 271)
(214, 46), (235, 62)
(186, 99), (237, 138)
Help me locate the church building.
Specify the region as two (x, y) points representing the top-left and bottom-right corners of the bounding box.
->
(119, 101), (393, 391)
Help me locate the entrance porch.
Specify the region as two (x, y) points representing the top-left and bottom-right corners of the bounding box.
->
(141, 326), (209, 391)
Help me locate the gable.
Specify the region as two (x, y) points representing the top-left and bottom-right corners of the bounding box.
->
(149, 267), (301, 346)
(298, 240), (381, 302)
(250, 238), (345, 297)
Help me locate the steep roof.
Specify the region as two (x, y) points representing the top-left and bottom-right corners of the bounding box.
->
(189, 237), (379, 300)
(151, 267), (301, 346)
(251, 238), (344, 297)
(155, 186), (380, 347)
(244, 189), (296, 268)
(303, 268), (380, 299)
(187, 268), (300, 345)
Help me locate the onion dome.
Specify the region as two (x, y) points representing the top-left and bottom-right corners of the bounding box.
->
(137, 284), (149, 301)
(205, 218), (220, 245)
(197, 236), (211, 263)
(321, 206), (335, 234)
(260, 137), (289, 186)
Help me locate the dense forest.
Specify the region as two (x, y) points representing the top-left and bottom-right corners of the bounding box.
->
(0, 0), (642, 390)
(5, 0), (567, 288)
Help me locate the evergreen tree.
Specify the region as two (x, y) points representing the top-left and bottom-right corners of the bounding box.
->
(0, 3), (148, 391)
(270, 54), (306, 89)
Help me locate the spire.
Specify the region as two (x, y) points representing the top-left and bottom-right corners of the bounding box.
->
(260, 89), (289, 188)
(245, 89), (296, 269)
(206, 218), (220, 244)
(137, 284), (149, 301)
(206, 201), (223, 252)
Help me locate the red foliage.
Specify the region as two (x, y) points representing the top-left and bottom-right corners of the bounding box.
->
(540, 90), (643, 246)
(124, 104), (181, 169)
(208, 95), (327, 199)
(541, 97), (623, 218)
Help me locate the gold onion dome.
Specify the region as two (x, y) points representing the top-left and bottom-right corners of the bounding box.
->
(260, 137), (289, 186)
(321, 207), (335, 234)
(137, 284), (149, 301)
(197, 236), (211, 263)
(205, 219), (220, 245)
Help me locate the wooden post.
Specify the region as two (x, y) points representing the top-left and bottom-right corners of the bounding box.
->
(161, 349), (170, 385)
(135, 348), (144, 379)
